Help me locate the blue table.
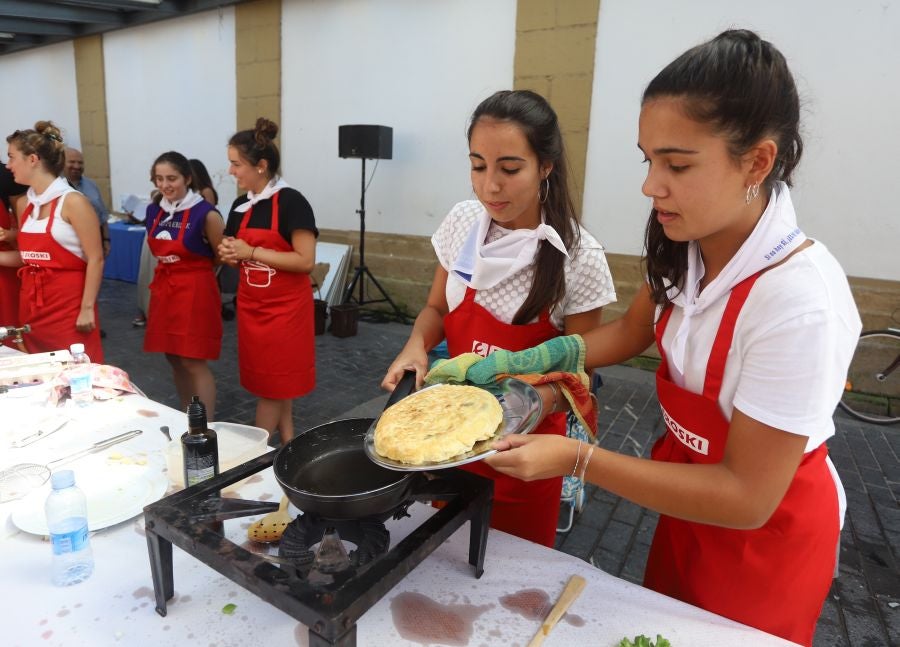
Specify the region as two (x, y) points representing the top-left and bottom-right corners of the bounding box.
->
(103, 222), (146, 283)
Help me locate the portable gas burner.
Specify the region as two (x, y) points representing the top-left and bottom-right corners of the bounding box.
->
(143, 451), (493, 647)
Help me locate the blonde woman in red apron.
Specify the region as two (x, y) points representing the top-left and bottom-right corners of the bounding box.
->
(382, 91), (616, 547)
(484, 31), (860, 645)
(144, 151), (224, 418)
(218, 119), (318, 446)
(5, 122), (104, 361)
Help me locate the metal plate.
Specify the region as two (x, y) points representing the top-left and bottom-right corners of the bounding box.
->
(364, 378), (543, 472)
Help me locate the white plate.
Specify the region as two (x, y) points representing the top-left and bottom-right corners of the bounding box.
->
(11, 465), (168, 535)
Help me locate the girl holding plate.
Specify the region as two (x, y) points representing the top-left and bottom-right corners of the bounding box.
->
(484, 30), (860, 646)
(382, 90), (617, 547)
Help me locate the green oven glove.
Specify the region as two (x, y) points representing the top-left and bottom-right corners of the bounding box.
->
(426, 334), (586, 386)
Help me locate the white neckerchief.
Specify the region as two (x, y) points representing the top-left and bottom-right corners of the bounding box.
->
(234, 177), (290, 213)
(450, 205), (569, 290)
(666, 181), (807, 381)
(26, 177), (75, 219)
(158, 189), (204, 223)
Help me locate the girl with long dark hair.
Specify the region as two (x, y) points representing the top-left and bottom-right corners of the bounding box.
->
(382, 90), (616, 546)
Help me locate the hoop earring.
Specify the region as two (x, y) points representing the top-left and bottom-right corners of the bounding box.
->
(539, 178), (550, 204)
(745, 183), (760, 204)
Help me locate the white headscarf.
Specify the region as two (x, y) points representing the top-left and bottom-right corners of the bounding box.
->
(665, 182), (807, 381)
(233, 178), (290, 213)
(25, 177), (75, 218)
(450, 206), (569, 290)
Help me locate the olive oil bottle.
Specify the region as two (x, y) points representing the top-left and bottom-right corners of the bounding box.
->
(181, 396), (219, 487)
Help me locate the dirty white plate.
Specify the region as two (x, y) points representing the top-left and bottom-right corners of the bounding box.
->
(11, 465), (168, 535)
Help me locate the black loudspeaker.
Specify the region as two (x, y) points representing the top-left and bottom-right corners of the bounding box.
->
(338, 125), (393, 160)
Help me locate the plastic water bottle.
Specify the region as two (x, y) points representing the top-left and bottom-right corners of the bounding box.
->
(68, 343), (93, 407)
(45, 470), (94, 586)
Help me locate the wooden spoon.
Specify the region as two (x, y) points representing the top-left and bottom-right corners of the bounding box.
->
(526, 574), (587, 647)
(247, 496), (292, 543)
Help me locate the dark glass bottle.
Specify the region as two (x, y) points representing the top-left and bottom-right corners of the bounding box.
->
(181, 396), (219, 487)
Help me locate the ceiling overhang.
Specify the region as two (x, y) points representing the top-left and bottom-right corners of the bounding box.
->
(0, 0), (248, 56)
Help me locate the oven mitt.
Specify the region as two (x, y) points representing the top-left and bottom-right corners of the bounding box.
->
(425, 334), (586, 384)
(510, 371), (597, 441)
(425, 335), (596, 438)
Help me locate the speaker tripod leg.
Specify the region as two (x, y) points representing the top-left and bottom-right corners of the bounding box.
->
(343, 266), (366, 305)
(360, 266), (407, 323)
(342, 265), (406, 324)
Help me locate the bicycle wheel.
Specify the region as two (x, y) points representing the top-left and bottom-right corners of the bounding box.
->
(839, 330), (900, 424)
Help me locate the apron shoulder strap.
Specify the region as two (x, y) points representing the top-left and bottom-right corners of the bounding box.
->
(270, 190), (281, 232)
(702, 271), (763, 398)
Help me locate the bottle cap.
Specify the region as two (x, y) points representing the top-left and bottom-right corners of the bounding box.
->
(51, 470), (75, 490)
(187, 395), (207, 429)
(70, 343), (85, 355)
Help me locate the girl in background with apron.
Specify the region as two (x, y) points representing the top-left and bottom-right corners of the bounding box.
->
(218, 118), (318, 446)
(484, 31), (860, 645)
(144, 151), (224, 419)
(0, 200), (20, 336)
(382, 90), (616, 547)
(4, 122), (105, 362)
(0, 166), (26, 337)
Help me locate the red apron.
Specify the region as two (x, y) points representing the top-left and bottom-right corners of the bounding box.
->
(235, 192), (314, 399)
(644, 273), (838, 646)
(0, 200), (20, 339)
(144, 207), (222, 360)
(444, 286), (567, 547)
(16, 198), (104, 362)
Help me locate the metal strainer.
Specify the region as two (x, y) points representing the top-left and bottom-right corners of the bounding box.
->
(0, 429), (142, 503)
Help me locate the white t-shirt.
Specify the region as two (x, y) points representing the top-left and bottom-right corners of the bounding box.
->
(431, 200), (617, 329)
(658, 241), (862, 452)
(20, 192), (86, 260)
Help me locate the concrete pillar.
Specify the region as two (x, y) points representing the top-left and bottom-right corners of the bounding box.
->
(72, 35), (111, 208)
(514, 0), (601, 213)
(235, 0), (282, 135)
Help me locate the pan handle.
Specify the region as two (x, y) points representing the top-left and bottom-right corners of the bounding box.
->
(385, 369), (417, 410)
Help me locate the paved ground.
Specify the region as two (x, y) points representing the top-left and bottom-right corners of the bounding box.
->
(97, 278), (898, 646)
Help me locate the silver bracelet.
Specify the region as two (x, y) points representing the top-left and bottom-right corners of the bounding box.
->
(578, 443), (596, 482)
(547, 382), (560, 413)
(570, 440), (583, 478)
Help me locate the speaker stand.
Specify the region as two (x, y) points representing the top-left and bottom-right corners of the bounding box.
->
(343, 158), (408, 323)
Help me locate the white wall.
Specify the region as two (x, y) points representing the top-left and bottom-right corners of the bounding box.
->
(104, 8), (237, 210)
(0, 41), (81, 151)
(583, 0), (899, 281)
(281, 0), (517, 236)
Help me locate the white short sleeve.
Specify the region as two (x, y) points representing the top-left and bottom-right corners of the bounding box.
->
(660, 242), (862, 450)
(559, 227), (617, 317)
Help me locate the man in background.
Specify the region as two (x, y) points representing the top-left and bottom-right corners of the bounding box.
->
(65, 147), (110, 257)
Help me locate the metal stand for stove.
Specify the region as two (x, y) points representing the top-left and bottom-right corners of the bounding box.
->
(143, 451), (493, 647)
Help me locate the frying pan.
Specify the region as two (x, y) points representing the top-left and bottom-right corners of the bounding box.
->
(273, 371), (418, 519)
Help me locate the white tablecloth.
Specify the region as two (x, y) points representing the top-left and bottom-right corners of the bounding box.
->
(0, 388), (797, 647)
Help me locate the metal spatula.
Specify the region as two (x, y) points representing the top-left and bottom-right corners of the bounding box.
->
(0, 429), (143, 503)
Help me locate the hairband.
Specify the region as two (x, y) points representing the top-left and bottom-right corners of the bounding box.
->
(45, 132), (62, 142)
